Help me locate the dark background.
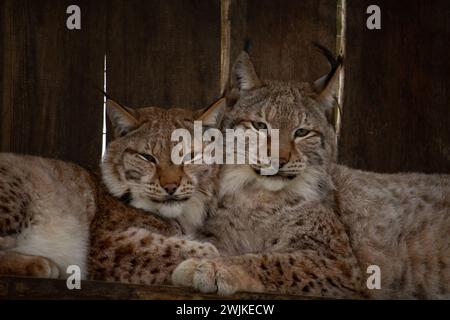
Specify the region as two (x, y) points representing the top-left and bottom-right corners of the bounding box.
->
(1, 0), (449, 173)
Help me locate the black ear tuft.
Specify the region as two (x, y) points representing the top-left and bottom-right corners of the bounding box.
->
(312, 42), (339, 69)
(312, 42), (343, 110)
(243, 39), (252, 53)
(312, 42), (344, 89)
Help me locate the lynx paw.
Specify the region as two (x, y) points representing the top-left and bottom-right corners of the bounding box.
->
(172, 258), (240, 295)
(188, 242), (220, 259)
(27, 257), (60, 279)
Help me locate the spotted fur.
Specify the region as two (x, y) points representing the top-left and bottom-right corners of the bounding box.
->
(0, 154), (96, 279)
(102, 100), (224, 233)
(0, 101), (224, 284)
(172, 50), (450, 299)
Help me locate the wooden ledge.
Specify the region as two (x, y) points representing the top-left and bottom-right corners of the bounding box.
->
(0, 276), (314, 300)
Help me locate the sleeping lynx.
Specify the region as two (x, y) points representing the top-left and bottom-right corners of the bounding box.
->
(172, 50), (450, 299)
(0, 99), (225, 285)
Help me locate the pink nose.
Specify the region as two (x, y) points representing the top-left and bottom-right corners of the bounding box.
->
(163, 183), (179, 195)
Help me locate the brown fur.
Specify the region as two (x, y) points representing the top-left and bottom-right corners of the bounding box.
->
(88, 180), (219, 285)
(0, 101), (224, 284)
(172, 51), (450, 299)
(0, 154), (96, 278)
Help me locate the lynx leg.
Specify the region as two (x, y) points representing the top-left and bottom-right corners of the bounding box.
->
(172, 252), (364, 297)
(89, 227), (219, 285)
(0, 251), (60, 278)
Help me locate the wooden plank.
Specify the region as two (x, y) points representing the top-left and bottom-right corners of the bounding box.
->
(339, 1), (450, 173)
(0, 276), (316, 300)
(229, 0), (337, 83)
(106, 0), (222, 110)
(0, 0), (106, 170)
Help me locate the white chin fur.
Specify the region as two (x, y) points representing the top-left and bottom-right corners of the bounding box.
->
(220, 165), (289, 195)
(220, 165), (329, 202)
(131, 195), (207, 233)
(131, 197), (183, 218)
(256, 176), (288, 191)
(158, 203), (184, 218)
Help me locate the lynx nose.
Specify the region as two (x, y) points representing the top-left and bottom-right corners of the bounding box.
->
(278, 147), (291, 168)
(163, 183), (179, 195)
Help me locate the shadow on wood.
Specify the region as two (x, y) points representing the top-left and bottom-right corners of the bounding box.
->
(0, 276), (317, 300)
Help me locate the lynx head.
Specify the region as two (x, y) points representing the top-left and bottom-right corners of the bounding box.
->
(222, 46), (341, 200)
(101, 99), (225, 231)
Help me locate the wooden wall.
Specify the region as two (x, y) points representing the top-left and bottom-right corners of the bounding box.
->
(1, 0), (448, 174)
(106, 0), (222, 109)
(0, 0), (106, 170)
(229, 0), (337, 83)
(0, 0), (337, 170)
(339, 0), (450, 173)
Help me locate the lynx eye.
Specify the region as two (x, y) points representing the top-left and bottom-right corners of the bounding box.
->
(137, 153), (157, 163)
(294, 128), (311, 138)
(251, 121), (268, 130)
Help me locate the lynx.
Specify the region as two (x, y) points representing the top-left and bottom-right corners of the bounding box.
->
(0, 99), (225, 285)
(172, 49), (450, 299)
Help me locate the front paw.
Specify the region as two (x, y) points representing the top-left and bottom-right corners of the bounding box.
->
(25, 255), (60, 279)
(171, 258), (240, 295)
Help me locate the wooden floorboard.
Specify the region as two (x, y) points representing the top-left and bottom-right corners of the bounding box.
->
(0, 276), (315, 300)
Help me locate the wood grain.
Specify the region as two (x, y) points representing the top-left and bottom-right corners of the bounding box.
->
(229, 0), (337, 83)
(0, 276), (315, 300)
(106, 0), (222, 110)
(0, 0), (106, 170)
(339, 1), (450, 173)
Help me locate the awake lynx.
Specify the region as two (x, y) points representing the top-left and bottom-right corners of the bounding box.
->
(172, 49), (450, 299)
(0, 99), (225, 285)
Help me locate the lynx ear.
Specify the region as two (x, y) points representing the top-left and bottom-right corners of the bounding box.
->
(227, 52), (263, 105)
(312, 43), (343, 110)
(316, 64), (342, 110)
(106, 99), (140, 137)
(196, 98), (226, 128)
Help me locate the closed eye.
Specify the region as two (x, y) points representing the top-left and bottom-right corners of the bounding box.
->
(137, 153), (158, 164)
